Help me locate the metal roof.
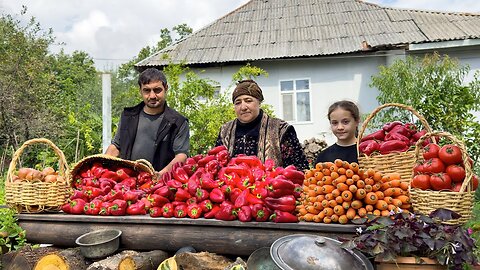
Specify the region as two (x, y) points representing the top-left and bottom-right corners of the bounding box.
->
(136, 0), (480, 68)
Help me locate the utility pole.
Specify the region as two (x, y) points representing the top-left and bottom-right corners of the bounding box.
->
(102, 73), (112, 153)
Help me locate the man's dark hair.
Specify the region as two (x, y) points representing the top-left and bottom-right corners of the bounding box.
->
(138, 68), (168, 88)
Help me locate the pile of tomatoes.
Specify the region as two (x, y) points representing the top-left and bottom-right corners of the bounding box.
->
(411, 143), (478, 191)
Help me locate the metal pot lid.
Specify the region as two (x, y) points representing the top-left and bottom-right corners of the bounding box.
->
(270, 234), (373, 270)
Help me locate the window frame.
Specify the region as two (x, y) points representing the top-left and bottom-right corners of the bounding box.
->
(279, 78), (312, 124)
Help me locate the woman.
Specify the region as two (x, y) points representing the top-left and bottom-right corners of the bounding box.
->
(215, 79), (309, 171)
(315, 100), (360, 164)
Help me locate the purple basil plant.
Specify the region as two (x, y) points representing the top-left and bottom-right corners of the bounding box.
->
(341, 208), (477, 270)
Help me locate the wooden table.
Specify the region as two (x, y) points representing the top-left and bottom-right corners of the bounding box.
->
(18, 213), (361, 256)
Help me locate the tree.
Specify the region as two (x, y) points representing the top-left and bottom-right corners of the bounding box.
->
(370, 52), (480, 169)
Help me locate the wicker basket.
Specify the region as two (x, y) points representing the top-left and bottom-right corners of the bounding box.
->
(70, 154), (155, 183)
(5, 138), (71, 213)
(409, 131), (474, 224)
(358, 103), (433, 182)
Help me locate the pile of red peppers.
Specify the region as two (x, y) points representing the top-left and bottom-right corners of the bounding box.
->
(359, 121), (430, 156)
(62, 145), (304, 223)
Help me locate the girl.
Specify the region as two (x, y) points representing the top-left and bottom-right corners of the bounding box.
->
(315, 100), (360, 164)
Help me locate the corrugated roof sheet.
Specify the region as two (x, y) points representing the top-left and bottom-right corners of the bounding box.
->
(137, 0), (480, 68)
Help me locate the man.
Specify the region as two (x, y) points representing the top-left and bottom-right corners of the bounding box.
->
(105, 68), (189, 175)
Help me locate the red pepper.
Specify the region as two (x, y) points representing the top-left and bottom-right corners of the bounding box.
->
(216, 149), (230, 166)
(186, 197), (198, 205)
(174, 188), (191, 202)
(115, 168), (131, 181)
(187, 203), (202, 219)
(167, 179), (183, 189)
(126, 200), (146, 215)
(85, 198), (103, 215)
(173, 167), (189, 184)
(359, 140), (380, 156)
(264, 195), (296, 212)
(83, 186), (104, 201)
(221, 184), (234, 196)
(195, 188), (209, 202)
(361, 129), (386, 142)
(197, 155), (216, 168)
(161, 171), (172, 185)
(264, 159), (275, 172)
(205, 160), (220, 174)
(208, 145), (227, 155)
(267, 188), (294, 198)
(182, 164), (197, 177)
(235, 176), (253, 190)
(238, 205), (252, 222)
(185, 157), (197, 165)
(138, 180), (153, 192)
(101, 170), (120, 182)
(192, 154), (203, 162)
(154, 186), (174, 200)
(251, 204), (271, 222)
(246, 192), (264, 205)
(390, 124), (411, 138)
(235, 155), (263, 169)
(174, 204), (188, 218)
(199, 172), (219, 190)
(148, 194), (169, 207)
(162, 203), (174, 218)
(80, 168), (93, 178)
(281, 169), (304, 185)
(137, 171), (152, 185)
(99, 178), (116, 189)
(99, 201), (112, 216)
(252, 168), (265, 182)
(187, 177), (201, 196)
(382, 121), (403, 132)
(69, 189), (88, 201)
(209, 188), (225, 203)
(149, 206), (163, 217)
(385, 131), (410, 143)
(229, 188), (243, 204)
(214, 201), (237, 221)
(269, 177), (295, 190)
(109, 199), (127, 216)
(199, 199), (213, 213)
(252, 186), (268, 200)
(84, 177), (100, 188)
(404, 123), (418, 135)
(234, 189), (250, 208)
(150, 181), (165, 193)
(204, 205), (221, 219)
(121, 177), (137, 190)
(225, 166), (248, 176)
(293, 184), (303, 198)
(379, 140), (409, 155)
(140, 197), (152, 211)
(61, 202), (71, 213)
(124, 190), (139, 204)
(69, 198), (87, 215)
(270, 210), (299, 223)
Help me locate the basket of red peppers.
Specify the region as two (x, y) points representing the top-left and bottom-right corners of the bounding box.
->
(61, 147), (304, 223)
(357, 103), (433, 181)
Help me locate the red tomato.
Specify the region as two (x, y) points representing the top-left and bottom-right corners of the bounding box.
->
(451, 182), (462, 192)
(473, 175), (479, 190)
(422, 158), (445, 174)
(423, 143), (440, 160)
(438, 144), (462, 165)
(445, 164), (466, 183)
(430, 173), (452, 191)
(413, 162), (425, 176)
(411, 174), (431, 190)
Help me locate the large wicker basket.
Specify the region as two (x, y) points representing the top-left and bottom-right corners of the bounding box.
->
(70, 154), (155, 183)
(409, 131), (474, 224)
(358, 103), (433, 182)
(5, 138), (71, 213)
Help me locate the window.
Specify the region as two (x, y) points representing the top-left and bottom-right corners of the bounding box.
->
(280, 79), (311, 122)
(198, 85), (221, 102)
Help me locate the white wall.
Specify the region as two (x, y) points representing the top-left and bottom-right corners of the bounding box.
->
(189, 45), (480, 145)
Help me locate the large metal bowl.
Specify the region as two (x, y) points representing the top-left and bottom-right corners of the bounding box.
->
(75, 229), (122, 259)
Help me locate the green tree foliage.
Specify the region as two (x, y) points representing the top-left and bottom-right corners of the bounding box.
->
(370, 53), (480, 167)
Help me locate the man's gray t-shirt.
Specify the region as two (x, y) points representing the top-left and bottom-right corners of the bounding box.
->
(112, 110), (189, 162)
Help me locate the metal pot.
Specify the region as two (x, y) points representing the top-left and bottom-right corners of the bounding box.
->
(270, 234), (374, 270)
(75, 229), (122, 259)
(247, 247), (281, 270)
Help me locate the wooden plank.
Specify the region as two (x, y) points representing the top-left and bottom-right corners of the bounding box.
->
(17, 213), (361, 256)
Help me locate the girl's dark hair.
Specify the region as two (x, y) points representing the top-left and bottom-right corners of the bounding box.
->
(327, 100), (360, 122)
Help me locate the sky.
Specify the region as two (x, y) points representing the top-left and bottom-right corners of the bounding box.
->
(1, 0), (480, 71)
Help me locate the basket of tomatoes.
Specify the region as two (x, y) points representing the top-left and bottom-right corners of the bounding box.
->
(5, 138), (71, 213)
(409, 131), (476, 224)
(357, 103), (433, 182)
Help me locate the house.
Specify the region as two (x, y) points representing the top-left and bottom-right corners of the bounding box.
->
(136, 0), (480, 144)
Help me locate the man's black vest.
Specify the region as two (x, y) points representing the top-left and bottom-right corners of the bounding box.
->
(118, 102), (187, 171)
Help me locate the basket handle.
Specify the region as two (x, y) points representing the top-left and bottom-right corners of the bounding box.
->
(7, 138), (70, 185)
(357, 103), (433, 155)
(134, 159), (155, 174)
(412, 131), (473, 192)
